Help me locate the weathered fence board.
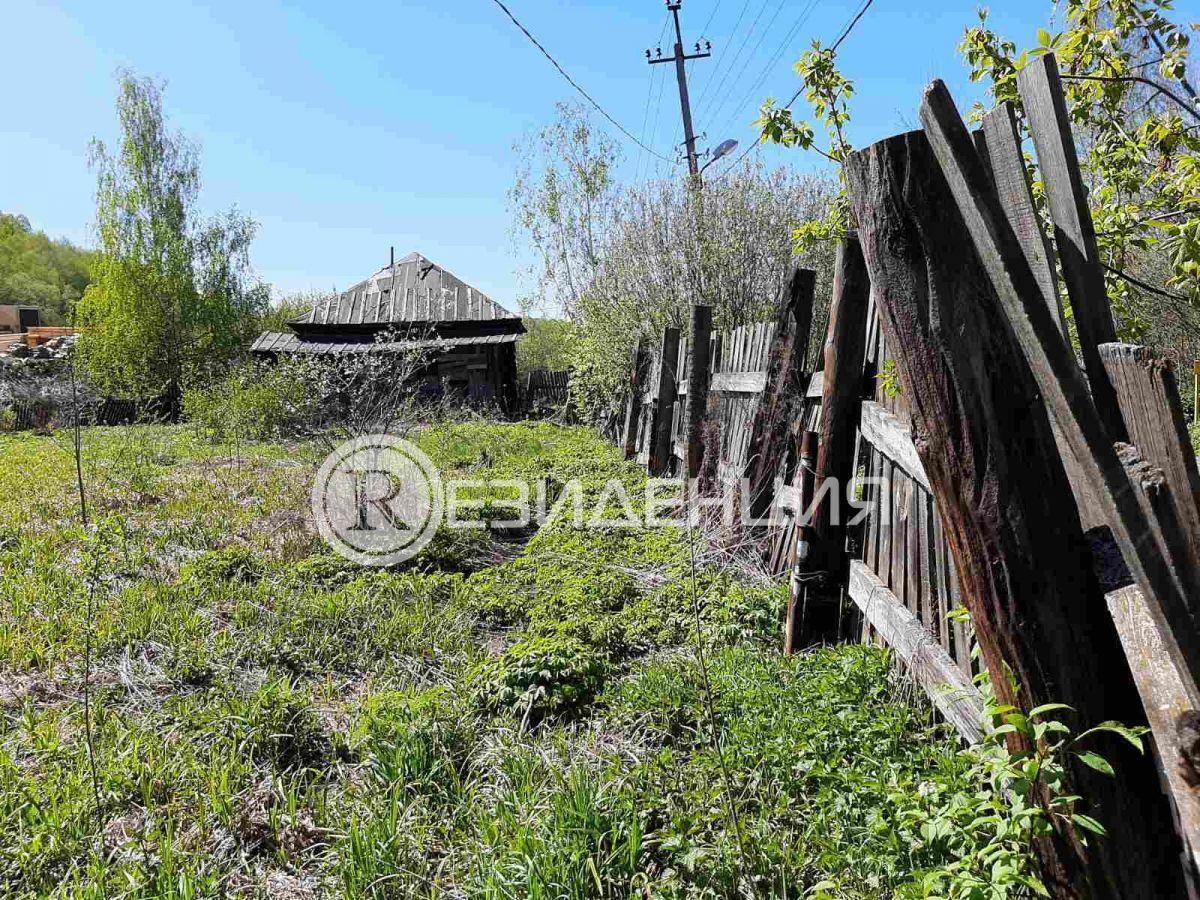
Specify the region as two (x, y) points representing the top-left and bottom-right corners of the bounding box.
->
(808, 236), (871, 578)
(1107, 583), (1200, 873)
(649, 327), (681, 476)
(683, 306), (713, 480)
(849, 560), (984, 742)
(621, 338), (650, 459)
(1017, 53), (1126, 443)
(1101, 342), (1200, 576)
(922, 77), (1200, 709)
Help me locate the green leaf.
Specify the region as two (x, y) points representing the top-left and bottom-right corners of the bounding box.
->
(1075, 751), (1115, 776)
(1076, 721), (1147, 753)
(1072, 813), (1107, 836)
(1029, 702), (1072, 719)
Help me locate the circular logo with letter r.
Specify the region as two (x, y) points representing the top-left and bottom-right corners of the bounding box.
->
(311, 434), (443, 566)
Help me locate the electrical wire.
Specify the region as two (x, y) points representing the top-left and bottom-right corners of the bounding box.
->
(704, 0), (790, 127)
(700, 0), (724, 38)
(649, 56), (673, 178)
(695, 0), (756, 108)
(717, 0), (822, 136)
(714, 0), (874, 176)
(636, 16), (673, 181)
(703, 0), (776, 115)
(491, 0), (671, 161)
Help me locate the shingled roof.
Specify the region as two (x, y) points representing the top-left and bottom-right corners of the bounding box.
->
(292, 252), (519, 327)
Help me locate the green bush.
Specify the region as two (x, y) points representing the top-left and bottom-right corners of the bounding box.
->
(471, 634), (609, 723)
(180, 545), (263, 584)
(183, 361), (313, 441)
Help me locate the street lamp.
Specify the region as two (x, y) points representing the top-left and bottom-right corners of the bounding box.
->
(698, 138), (739, 176)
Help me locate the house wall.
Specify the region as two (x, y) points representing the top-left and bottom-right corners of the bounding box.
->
(0, 306), (39, 333)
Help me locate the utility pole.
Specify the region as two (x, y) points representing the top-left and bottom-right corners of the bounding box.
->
(647, 1), (710, 178)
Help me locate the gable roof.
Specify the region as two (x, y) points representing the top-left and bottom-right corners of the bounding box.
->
(292, 252), (519, 327)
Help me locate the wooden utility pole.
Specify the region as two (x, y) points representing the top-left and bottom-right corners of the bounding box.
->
(647, 0), (710, 177)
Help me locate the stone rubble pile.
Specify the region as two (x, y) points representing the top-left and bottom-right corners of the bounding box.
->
(3, 333), (78, 361)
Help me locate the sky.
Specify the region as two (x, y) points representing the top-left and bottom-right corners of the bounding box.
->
(4, 0), (1191, 311)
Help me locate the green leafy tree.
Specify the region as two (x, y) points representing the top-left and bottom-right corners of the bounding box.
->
(510, 102), (621, 321)
(756, 42), (856, 254)
(961, 0), (1198, 344)
(76, 72), (267, 406)
(516, 317), (577, 377)
(0, 213), (93, 323)
(760, 2), (1198, 356)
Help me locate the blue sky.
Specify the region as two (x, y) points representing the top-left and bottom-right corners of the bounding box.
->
(3, 0), (1176, 310)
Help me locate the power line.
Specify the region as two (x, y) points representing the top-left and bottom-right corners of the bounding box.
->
(830, 0), (874, 51)
(716, 0), (875, 176)
(635, 66), (659, 182)
(704, 0), (789, 127)
(703, 0), (775, 113)
(649, 53), (672, 177)
(695, 0), (755, 108)
(717, 0), (822, 136)
(636, 16), (672, 181)
(490, 0), (670, 161)
(700, 0), (724, 37)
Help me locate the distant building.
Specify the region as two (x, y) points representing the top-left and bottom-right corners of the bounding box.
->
(0, 305), (41, 334)
(252, 252), (525, 410)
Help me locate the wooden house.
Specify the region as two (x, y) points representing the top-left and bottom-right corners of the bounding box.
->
(251, 252), (524, 410)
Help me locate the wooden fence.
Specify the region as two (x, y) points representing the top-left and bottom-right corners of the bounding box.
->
(612, 52), (1200, 889)
(520, 369), (569, 413)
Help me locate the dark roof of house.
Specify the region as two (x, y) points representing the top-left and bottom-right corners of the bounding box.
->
(251, 331), (521, 356)
(291, 252), (519, 327)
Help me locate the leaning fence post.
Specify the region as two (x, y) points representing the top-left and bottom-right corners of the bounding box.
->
(809, 235), (871, 577)
(784, 430), (819, 654)
(621, 337), (650, 459)
(649, 327), (681, 476)
(684, 305), (713, 481)
(744, 265), (816, 519)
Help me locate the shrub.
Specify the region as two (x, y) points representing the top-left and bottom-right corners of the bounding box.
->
(470, 634), (609, 724)
(183, 360), (314, 441)
(181, 546), (263, 584)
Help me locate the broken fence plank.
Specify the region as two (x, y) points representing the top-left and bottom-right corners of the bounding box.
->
(1107, 583), (1200, 872)
(859, 400), (931, 492)
(1101, 342), (1200, 578)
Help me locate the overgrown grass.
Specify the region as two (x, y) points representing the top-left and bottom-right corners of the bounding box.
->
(0, 421), (986, 898)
